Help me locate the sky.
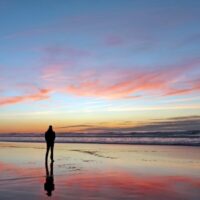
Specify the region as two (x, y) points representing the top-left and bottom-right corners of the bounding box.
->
(0, 0), (200, 133)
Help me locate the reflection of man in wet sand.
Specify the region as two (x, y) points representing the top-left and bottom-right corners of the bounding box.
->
(44, 161), (55, 196)
(45, 125), (56, 162)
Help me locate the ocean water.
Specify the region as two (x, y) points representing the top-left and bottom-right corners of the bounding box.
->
(0, 131), (199, 146)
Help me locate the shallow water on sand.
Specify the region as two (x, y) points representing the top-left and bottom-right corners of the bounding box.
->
(0, 142), (200, 199)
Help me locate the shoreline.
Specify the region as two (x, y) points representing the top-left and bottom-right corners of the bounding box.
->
(0, 140), (199, 147)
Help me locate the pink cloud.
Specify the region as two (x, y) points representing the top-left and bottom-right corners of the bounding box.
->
(64, 58), (200, 99)
(0, 88), (51, 106)
(38, 56), (200, 100)
(65, 73), (165, 99)
(41, 64), (65, 81)
(164, 78), (200, 96)
(40, 45), (91, 77)
(192, 78), (200, 89)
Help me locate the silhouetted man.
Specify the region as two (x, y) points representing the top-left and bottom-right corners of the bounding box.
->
(45, 125), (56, 162)
(44, 161), (55, 196)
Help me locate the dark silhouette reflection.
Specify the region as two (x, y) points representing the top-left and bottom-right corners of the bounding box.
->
(44, 161), (55, 196)
(45, 125), (56, 162)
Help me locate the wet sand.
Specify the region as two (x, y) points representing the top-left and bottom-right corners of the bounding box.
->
(0, 142), (200, 199)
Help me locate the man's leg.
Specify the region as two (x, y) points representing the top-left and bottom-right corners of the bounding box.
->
(50, 143), (54, 161)
(46, 144), (50, 161)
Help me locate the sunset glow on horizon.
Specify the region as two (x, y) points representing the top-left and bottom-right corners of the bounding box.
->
(0, 0), (200, 133)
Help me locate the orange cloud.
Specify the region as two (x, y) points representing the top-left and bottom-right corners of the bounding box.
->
(0, 88), (51, 106)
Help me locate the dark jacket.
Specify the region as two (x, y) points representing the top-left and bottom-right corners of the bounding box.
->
(45, 130), (55, 144)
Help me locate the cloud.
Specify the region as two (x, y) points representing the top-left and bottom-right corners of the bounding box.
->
(38, 56), (200, 100)
(58, 124), (94, 129)
(133, 116), (200, 131)
(33, 54), (200, 102)
(64, 58), (200, 99)
(58, 116), (200, 132)
(163, 79), (200, 96)
(40, 45), (92, 82)
(0, 88), (51, 106)
(41, 64), (65, 81)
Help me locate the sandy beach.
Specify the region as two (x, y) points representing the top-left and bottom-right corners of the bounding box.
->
(0, 142), (199, 199)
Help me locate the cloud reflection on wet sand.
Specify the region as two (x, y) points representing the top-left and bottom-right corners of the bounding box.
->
(0, 143), (200, 199)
